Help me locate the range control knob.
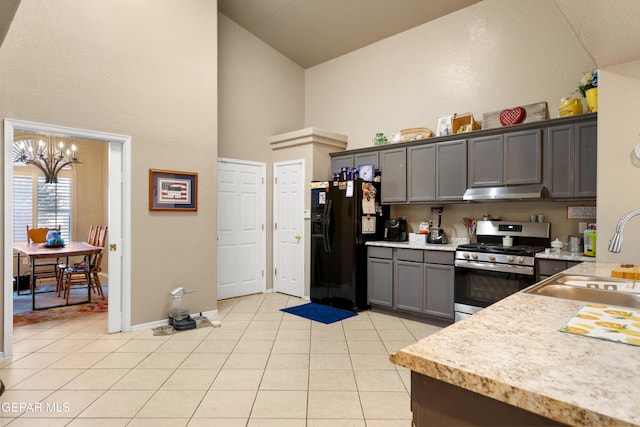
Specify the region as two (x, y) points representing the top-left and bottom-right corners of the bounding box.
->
(471, 253), (479, 260)
(507, 255), (515, 263)
(463, 252), (470, 259)
(517, 256), (525, 264)
(488, 255), (496, 262)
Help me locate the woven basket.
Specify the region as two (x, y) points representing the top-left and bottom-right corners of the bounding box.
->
(451, 114), (481, 134)
(399, 127), (434, 142)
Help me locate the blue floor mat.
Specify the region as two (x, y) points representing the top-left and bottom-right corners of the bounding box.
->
(281, 302), (358, 324)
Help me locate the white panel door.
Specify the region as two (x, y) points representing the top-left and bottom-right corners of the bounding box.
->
(273, 160), (304, 297)
(217, 159), (266, 300)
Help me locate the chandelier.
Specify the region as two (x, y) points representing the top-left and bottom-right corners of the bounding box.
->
(13, 136), (80, 184)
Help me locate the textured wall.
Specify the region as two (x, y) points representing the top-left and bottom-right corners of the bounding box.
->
(0, 0), (218, 333)
(304, 0), (595, 147)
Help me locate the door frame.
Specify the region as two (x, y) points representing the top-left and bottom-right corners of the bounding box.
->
(217, 157), (267, 299)
(272, 159), (305, 298)
(3, 118), (132, 356)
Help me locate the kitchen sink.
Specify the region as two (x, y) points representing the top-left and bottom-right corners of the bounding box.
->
(524, 274), (640, 308)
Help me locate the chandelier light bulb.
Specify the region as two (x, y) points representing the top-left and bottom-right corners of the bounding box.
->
(13, 135), (81, 183)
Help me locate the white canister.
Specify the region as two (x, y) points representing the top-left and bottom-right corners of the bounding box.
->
(502, 236), (513, 247)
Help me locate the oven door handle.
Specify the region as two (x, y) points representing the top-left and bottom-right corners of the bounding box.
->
(454, 260), (534, 275)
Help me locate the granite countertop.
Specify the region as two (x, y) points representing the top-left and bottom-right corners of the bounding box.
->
(366, 238), (465, 252)
(536, 250), (597, 262)
(390, 261), (640, 426)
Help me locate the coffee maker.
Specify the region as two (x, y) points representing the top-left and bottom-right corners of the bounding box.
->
(384, 217), (408, 241)
(427, 207), (447, 244)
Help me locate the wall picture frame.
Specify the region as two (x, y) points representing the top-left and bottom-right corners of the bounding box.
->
(149, 169), (198, 211)
(436, 114), (455, 137)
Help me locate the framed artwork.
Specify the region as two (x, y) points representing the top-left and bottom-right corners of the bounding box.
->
(436, 114), (454, 137)
(149, 169), (198, 211)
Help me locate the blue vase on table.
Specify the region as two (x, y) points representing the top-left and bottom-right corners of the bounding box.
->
(46, 230), (64, 246)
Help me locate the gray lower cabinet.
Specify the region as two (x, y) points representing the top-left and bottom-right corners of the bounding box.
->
(380, 147), (407, 203)
(395, 249), (425, 312)
(370, 247), (454, 323)
(367, 247), (394, 307)
(468, 129), (542, 187)
(424, 262), (455, 319)
(395, 261), (424, 312)
(545, 121), (597, 198)
(536, 259), (581, 282)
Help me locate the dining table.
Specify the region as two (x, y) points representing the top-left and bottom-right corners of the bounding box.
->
(13, 241), (103, 310)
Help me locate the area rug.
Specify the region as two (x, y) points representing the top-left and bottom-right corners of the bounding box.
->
(13, 301), (108, 327)
(281, 302), (357, 324)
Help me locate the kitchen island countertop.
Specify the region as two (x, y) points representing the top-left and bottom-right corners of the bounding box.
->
(390, 261), (640, 426)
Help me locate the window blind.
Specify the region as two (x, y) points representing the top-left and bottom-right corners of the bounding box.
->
(12, 175), (33, 242)
(12, 174), (73, 242)
(38, 177), (72, 242)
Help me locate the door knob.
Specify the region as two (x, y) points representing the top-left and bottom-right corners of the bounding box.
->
(295, 235), (301, 241)
(109, 244), (117, 251)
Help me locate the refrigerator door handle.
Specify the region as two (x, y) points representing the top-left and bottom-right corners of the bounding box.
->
(323, 199), (332, 252)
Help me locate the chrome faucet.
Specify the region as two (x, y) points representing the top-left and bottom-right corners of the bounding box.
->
(608, 208), (640, 253)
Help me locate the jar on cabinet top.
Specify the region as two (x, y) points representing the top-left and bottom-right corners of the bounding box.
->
(373, 132), (388, 146)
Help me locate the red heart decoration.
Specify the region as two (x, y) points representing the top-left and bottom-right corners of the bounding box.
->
(499, 107), (526, 126)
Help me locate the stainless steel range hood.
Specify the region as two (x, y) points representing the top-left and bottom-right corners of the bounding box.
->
(463, 184), (545, 201)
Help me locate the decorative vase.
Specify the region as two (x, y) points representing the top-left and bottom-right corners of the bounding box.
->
(46, 230), (63, 246)
(558, 98), (582, 117)
(373, 132), (388, 146)
(585, 87), (598, 113)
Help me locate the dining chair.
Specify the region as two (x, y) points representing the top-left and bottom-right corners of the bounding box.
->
(60, 226), (108, 304)
(25, 225), (61, 289)
(57, 224), (100, 291)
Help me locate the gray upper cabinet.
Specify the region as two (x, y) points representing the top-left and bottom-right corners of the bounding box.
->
(467, 134), (503, 187)
(355, 151), (379, 169)
(408, 144), (436, 202)
(407, 139), (467, 202)
(468, 129), (542, 187)
(574, 121), (597, 197)
(331, 154), (354, 175)
(380, 147), (407, 203)
(331, 151), (380, 179)
(504, 129), (542, 185)
(437, 139), (467, 200)
(545, 120), (597, 198)
(331, 114), (595, 204)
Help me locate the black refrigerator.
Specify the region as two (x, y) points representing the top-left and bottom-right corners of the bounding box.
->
(310, 179), (389, 311)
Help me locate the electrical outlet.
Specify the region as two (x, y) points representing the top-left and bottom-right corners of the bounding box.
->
(22, 257), (29, 265)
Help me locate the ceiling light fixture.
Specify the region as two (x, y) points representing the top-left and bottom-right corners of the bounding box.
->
(13, 136), (80, 183)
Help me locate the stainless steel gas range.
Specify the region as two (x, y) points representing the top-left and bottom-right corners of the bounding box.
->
(454, 220), (550, 322)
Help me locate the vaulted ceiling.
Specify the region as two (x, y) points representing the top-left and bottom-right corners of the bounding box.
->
(219, 0), (640, 69)
(2, 1), (639, 70)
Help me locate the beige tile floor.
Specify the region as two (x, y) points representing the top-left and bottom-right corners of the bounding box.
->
(0, 292), (441, 426)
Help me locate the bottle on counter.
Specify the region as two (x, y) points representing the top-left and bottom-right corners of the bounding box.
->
(584, 225), (596, 257)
